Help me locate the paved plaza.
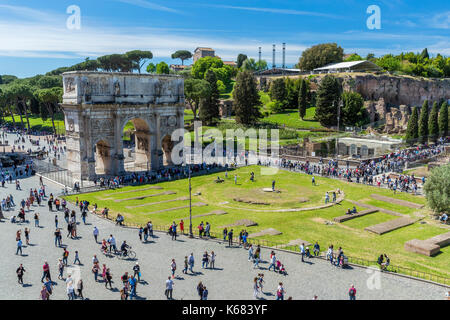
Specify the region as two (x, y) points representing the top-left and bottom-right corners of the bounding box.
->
(0, 172), (448, 300)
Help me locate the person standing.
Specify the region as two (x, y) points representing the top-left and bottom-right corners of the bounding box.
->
(228, 229), (233, 247)
(180, 219), (184, 234)
(299, 243), (305, 262)
(349, 284), (357, 300)
(268, 252), (276, 271)
(62, 248), (69, 266)
(183, 256), (188, 274)
(93, 226), (99, 243)
(55, 215), (58, 229)
(165, 276), (173, 299)
(133, 262), (141, 282)
(16, 264), (25, 284)
(202, 286), (208, 300)
(170, 259), (177, 279)
(57, 259), (65, 280)
(105, 268), (113, 289)
(276, 282), (285, 300)
(253, 277), (260, 299)
(210, 251), (216, 269)
(188, 253), (195, 273)
(128, 275), (137, 299)
(197, 282), (204, 300)
(77, 279), (84, 300)
(202, 251), (209, 269)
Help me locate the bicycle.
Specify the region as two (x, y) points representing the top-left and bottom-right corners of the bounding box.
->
(117, 247), (137, 260)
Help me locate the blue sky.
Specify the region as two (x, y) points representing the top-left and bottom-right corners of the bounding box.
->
(0, 0), (448, 78)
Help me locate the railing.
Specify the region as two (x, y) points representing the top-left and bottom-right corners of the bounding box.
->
(83, 210), (450, 287)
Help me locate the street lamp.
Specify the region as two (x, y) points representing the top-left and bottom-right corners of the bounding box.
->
(188, 155), (193, 238)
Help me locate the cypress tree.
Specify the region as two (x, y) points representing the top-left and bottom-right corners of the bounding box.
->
(298, 78), (308, 120)
(315, 75), (341, 127)
(269, 78), (287, 108)
(438, 101), (448, 137)
(418, 100), (429, 144)
(428, 101), (439, 142)
(233, 71), (262, 125)
(199, 69), (220, 126)
(405, 106), (419, 145)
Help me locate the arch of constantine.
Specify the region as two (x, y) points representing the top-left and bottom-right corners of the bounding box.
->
(60, 71), (185, 182)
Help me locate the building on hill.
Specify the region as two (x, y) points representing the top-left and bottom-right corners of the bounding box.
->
(193, 47), (215, 63)
(313, 60), (382, 73)
(170, 64), (188, 72)
(223, 60), (237, 67)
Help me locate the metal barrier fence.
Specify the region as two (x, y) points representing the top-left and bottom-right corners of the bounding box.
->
(33, 158), (73, 188)
(85, 210), (450, 287)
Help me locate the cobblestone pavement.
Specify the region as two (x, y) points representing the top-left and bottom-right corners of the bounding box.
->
(0, 175), (448, 300)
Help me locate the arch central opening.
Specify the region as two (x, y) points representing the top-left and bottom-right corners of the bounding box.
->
(123, 118), (152, 172)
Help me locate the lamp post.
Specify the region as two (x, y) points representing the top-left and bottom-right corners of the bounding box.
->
(188, 157), (193, 238)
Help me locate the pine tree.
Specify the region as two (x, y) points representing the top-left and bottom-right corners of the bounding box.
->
(298, 78), (308, 120)
(418, 100), (429, 144)
(315, 75), (341, 127)
(233, 71), (262, 125)
(438, 101), (448, 137)
(199, 70), (220, 125)
(405, 106), (419, 145)
(428, 101), (439, 142)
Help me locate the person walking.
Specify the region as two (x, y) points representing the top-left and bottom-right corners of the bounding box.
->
(349, 285), (357, 300)
(105, 268), (113, 289)
(128, 275), (137, 299)
(55, 215), (58, 229)
(73, 250), (81, 265)
(268, 251), (276, 271)
(76, 279), (84, 300)
(16, 264), (25, 284)
(188, 253), (195, 273)
(41, 261), (51, 282)
(165, 276), (173, 299)
(15, 232), (24, 254)
(62, 248), (69, 266)
(92, 262), (99, 282)
(299, 243), (305, 262)
(202, 286), (208, 300)
(57, 259), (65, 280)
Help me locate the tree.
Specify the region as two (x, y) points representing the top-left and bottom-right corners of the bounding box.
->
(171, 50), (192, 66)
(7, 83), (33, 131)
(285, 78), (300, 108)
(237, 54), (248, 69)
(375, 54), (401, 72)
(405, 106), (419, 145)
(184, 78), (211, 120)
(341, 91), (369, 127)
(156, 62), (170, 74)
(418, 100), (429, 143)
(315, 75), (342, 127)
(242, 58), (257, 71)
(345, 54), (363, 61)
(37, 87), (62, 133)
(255, 60), (268, 71)
(420, 48), (429, 60)
(146, 63), (156, 73)
(298, 78), (308, 119)
(424, 164), (450, 215)
(233, 70), (261, 125)
(191, 56), (224, 80)
(199, 70), (220, 125)
(438, 101), (448, 137)
(269, 78), (287, 108)
(428, 102), (439, 142)
(37, 76), (62, 89)
(125, 50), (153, 73)
(297, 43), (344, 71)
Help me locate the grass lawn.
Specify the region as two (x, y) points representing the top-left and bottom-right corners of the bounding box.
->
(64, 165), (450, 278)
(3, 114), (65, 134)
(262, 108), (324, 130)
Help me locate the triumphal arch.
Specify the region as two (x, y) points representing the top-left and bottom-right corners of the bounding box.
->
(60, 71), (185, 181)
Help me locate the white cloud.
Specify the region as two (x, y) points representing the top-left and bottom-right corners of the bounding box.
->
(114, 0), (180, 13)
(206, 4), (340, 19)
(429, 11), (450, 29)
